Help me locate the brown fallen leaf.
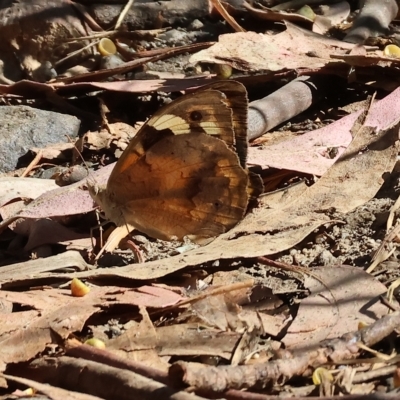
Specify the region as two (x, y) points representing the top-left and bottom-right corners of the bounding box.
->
(248, 109), (354, 175)
(0, 285), (183, 370)
(189, 21), (357, 72)
(30, 142), (75, 161)
(243, 1), (314, 24)
(331, 51), (400, 67)
(0, 75), (216, 100)
(210, 0), (245, 32)
(14, 218), (90, 252)
(110, 322), (242, 361)
(0, 167), (109, 236)
(283, 265), (391, 350)
(187, 282), (286, 337)
(0, 251), (91, 284)
(107, 306), (169, 372)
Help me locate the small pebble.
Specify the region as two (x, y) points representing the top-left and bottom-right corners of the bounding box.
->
(188, 19), (204, 30)
(317, 250), (337, 266)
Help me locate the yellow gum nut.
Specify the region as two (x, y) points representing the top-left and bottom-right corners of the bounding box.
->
(384, 44), (400, 58)
(99, 38), (117, 56)
(358, 321), (369, 330)
(71, 278), (90, 297)
(85, 338), (106, 349)
(214, 64), (233, 79)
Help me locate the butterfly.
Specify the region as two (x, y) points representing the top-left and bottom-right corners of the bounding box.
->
(88, 80), (263, 253)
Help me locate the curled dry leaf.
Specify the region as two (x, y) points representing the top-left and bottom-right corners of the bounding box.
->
(243, 2), (314, 24)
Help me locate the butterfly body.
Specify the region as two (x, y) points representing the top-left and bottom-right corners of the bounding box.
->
(89, 80), (263, 244)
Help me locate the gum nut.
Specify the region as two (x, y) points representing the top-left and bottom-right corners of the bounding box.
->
(384, 44), (400, 58)
(214, 64), (232, 79)
(85, 338), (106, 349)
(99, 38), (117, 56)
(71, 278), (90, 297)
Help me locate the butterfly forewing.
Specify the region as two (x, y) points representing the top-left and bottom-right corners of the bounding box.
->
(108, 88), (236, 180)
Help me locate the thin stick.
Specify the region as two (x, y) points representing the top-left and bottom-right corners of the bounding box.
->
(209, 0), (246, 32)
(115, 0), (136, 30)
(54, 40), (100, 67)
(21, 150), (43, 177)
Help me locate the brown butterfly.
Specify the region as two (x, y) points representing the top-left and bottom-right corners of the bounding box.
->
(89, 80), (263, 249)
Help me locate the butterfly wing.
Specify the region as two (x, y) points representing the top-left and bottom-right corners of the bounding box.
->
(94, 81), (263, 241)
(109, 82), (242, 180)
(107, 132), (250, 240)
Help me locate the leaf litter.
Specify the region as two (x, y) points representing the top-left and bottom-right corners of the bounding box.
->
(1, 1), (400, 399)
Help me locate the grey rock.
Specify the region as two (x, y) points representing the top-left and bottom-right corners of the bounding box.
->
(158, 29), (189, 46)
(0, 106), (80, 172)
(188, 19), (204, 31)
(317, 250), (337, 267)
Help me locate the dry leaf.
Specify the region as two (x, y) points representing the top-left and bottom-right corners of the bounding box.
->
(0, 285), (184, 370)
(283, 265), (391, 349)
(189, 22), (354, 72)
(248, 85), (400, 175)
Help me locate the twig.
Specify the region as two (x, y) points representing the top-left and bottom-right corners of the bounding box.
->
(27, 356), (208, 400)
(224, 390), (400, 400)
(227, 391), (400, 400)
(169, 311), (400, 392)
(344, 0), (399, 44)
(115, 0), (135, 30)
(54, 40), (99, 68)
(367, 226), (400, 274)
(380, 295), (400, 312)
(71, 1), (104, 32)
(66, 344), (169, 385)
(353, 364), (397, 384)
(209, 0), (246, 32)
(21, 150), (43, 177)
(1, 374), (103, 400)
